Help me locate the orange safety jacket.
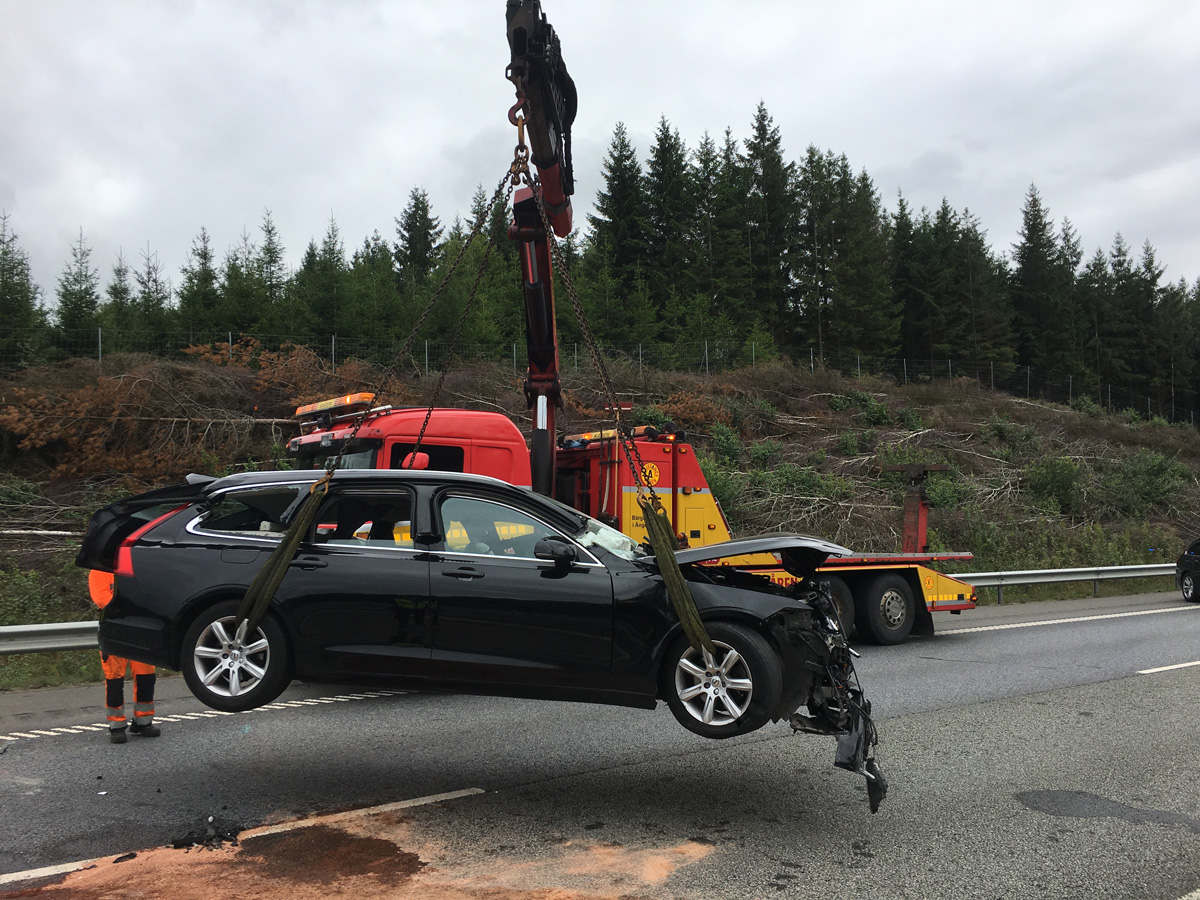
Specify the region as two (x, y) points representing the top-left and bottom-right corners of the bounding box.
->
(89, 570), (155, 726)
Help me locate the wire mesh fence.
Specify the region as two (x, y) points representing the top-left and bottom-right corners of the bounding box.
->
(6, 328), (1196, 427)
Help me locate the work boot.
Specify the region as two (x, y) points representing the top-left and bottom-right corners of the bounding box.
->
(129, 721), (161, 738)
(109, 728), (128, 744)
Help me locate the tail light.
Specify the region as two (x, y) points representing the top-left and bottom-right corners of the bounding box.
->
(113, 505), (188, 577)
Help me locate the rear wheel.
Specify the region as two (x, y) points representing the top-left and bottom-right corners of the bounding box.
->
(1183, 572), (1196, 602)
(662, 621), (782, 739)
(181, 600), (291, 712)
(857, 574), (915, 645)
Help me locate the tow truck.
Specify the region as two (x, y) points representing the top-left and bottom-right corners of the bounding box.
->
(285, 0), (978, 645)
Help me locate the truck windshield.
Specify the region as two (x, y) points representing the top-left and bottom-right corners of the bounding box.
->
(292, 439), (381, 471)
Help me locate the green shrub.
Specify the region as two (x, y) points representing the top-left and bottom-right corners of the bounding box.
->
(748, 439), (782, 467)
(1095, 450), (1189, 517)
(835, 432), (859, 455)
(898, 407), (924, 430)
(1069, 395), (1102, 417)
(982, 414), (1039, 450)
(1023, 457), (1081, 515)
(708, 422), (743, 464)
(925, 476), (971, 509)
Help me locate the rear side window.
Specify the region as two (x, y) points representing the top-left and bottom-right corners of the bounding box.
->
(314, 490), (415, 548)
(196, 483), (315, 538)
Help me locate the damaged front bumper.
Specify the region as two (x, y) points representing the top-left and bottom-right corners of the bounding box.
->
(770, 585), (889, 813)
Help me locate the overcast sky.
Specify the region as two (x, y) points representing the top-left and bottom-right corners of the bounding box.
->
(3, 1), (1198, 307)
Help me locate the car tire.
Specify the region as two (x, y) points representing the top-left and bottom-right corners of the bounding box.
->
(823, 575), (856, 638)
(661, 621), (782, 739)
(858, 573), (915, 645)
(181, 600), (291, 712)
(1183, 572), (1196, 602)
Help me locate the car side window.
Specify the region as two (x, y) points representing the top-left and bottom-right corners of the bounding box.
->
(196, 483), (314, 539)
(1188, 540), (1200, 556)
(438, 495), (561, 558)
(315, 491), (415, 549)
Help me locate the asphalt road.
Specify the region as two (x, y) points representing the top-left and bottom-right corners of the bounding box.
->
(2, 590), (1199, 899)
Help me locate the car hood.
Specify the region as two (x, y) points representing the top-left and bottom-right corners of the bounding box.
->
(675, 534), (852, 580)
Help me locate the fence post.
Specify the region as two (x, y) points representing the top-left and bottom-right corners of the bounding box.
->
(903, 358), (907, 385)
(331, 335), (336, 374)
(990, 360), (994, 390)
(574, 342), (577, 372)
(997, 584), (1004, 605)
(752, 342), (755, 366)
(1026, 366), (1030, 398)
(857, 355), (861, 377)
(228, 332), (233, 361)
(810, 348), (814, 373)
(425, 340), (429, 376)
(97, 327), (102, 364)
(513, 343), (517, 373)
(704, 341), (710, 376)
(948, 359), (952, 378)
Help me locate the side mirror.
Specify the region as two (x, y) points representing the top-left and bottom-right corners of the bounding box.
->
(402, 451), (430, 470)
(534, 536), (577, 568)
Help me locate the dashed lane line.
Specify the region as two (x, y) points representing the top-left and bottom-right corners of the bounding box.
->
(0, 786), (483, 888)
(940, 604), (1200, 635)
(0, 690), (404, 745)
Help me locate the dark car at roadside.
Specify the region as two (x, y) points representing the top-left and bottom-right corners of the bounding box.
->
(77, 468), (885, 807)
(1176, 539), (1200, 602)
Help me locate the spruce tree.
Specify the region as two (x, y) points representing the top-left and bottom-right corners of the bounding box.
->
(743, 103), (796, 344)
(0, 213), (42, 369)
(55, 229), (101, 338)
(177, 228), (221, 338)
(587, 122), (648, 294)
(394, 188), (444, 289)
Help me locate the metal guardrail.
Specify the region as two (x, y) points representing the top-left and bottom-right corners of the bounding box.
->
(0, 564), (1180, 652)
(961, 563), (1176, 603)
(0, 621), (99, 655)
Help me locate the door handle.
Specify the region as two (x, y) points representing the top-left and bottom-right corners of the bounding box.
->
(442, 567), (484, 580)
(289, 557), (329, 570)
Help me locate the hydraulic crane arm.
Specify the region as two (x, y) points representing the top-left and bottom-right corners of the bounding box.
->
(505, 0), (576, 496)
(506, 0), (576, 236)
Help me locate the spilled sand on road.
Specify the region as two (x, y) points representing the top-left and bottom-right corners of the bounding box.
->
(2, 812), (714, 899)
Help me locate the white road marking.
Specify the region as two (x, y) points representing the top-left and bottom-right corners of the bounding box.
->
(0, 857), (106, 887)
(1138, 660), (1200, 675)
(243, 787), (487, 838)
(0, 691), (404, 746)
(0, 785), (482, 888)
(941, 605), (1200, 635)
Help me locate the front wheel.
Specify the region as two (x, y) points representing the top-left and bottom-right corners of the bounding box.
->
(858, 574), (916, 645)
(1183, 572), (1196, 602)
(181, 600), (292, 712)
(661, 621), (782, 739)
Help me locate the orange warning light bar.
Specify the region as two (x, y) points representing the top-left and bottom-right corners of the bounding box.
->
(295, 392), (377, 417)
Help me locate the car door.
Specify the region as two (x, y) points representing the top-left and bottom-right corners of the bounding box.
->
(428, 492), (614, 689)
(274, 487), (433, 680)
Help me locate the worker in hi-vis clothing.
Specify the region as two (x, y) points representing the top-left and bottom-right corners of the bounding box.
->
(88, 569), (161, 743)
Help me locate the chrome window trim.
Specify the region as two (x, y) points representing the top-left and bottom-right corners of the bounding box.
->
(188, 480), (317, 543)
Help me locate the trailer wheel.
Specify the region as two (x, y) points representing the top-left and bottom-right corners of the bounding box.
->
(823, 575), (856, 638)
(858, 574), (915, 645)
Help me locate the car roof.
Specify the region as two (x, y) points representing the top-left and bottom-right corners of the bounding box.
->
(203, 467), (522, 494)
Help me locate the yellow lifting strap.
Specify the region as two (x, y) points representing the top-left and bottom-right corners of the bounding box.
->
(638, 492), (715, 655)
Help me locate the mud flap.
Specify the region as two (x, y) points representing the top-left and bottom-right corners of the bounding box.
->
(834, 706), (888, 813)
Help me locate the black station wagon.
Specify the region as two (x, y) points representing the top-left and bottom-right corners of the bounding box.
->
(77, 469), (885, 806)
